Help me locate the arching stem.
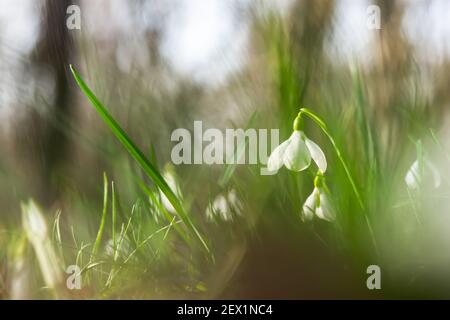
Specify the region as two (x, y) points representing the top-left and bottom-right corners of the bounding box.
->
(297, 108), (378, 253)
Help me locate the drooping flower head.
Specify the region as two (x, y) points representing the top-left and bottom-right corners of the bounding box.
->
(268, 113), (326, 174)
(206, 189), (243, 222)
(405, 159), (441, 190)
(301, 172), (335, 222)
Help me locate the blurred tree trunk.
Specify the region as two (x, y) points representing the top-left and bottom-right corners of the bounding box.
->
(374, 0), (412, 108)
(289, 0), (335, 73)
(14, 0), (75, 207)
(286, 0), (335, 128)
(256, 0), (336, 137)
(369, 0), (413, 163)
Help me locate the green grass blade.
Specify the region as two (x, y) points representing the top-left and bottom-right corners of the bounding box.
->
(90, 172), (109, 261)
(52, 209), (64, 265)
(70, 64), (211, 258)
(137, 178), (189, 244)
(111, 180), (117, 256)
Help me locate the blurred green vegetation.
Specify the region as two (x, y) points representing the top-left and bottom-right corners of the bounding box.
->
(2, 0), (450, 299)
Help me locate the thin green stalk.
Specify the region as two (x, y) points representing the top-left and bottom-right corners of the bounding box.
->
(299, 108), (364, 208)
(298, 108), (378, 253)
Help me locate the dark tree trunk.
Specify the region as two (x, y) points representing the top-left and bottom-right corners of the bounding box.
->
(15, 0), (75, 206)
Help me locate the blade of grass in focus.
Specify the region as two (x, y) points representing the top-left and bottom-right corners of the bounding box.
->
(137, 178), (189, 243)
(69, 64), (211, 259)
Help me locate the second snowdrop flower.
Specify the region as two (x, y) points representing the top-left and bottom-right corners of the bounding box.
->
(405, 159), (441, 190)
(301, 174), (335, 222)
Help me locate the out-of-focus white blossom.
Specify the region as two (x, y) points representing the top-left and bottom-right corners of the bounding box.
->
(21, 200), (62, 289)
(159, 164), (183, 214)
(206, 189), (243, 222)
(405, 159), (441, 190)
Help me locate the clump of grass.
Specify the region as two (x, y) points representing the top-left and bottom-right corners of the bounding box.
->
(70, 65), (211, 260)
(2, 7), (450, 299)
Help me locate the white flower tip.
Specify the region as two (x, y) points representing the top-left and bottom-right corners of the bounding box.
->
(21, 200), (48, 241)
(405, 173), (419, 189)
(267, 156), (281, 172)
(301, 206), (314, 222)
(301, 188), (318, 222)
(428, 162), (442, 188)
(305, 138), (327, 173)
(316, 206), (335, 222)
(267, 139), (290, 172)
(315, 193), (335, 222)
(404, 159), (441, 189)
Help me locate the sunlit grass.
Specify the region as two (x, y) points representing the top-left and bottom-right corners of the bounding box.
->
(1, 9), (450, 300)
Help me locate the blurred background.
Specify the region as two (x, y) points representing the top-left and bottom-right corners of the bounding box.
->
(1, 0), (450, 299)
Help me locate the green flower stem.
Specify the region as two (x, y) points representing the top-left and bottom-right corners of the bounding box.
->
(298, 108), (363, 208)
(298, 108), (378, 252)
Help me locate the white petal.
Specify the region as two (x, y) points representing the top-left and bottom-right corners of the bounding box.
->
(106, 237), (131, 257)
(160, 165), (183, 213)
(212, 195), (231, 221)
(227, 189), (243, 215)
(405, 160), (420, 189)
(160, 192), (176, 213)
(315, 192), (335, 222)
(302, 188), (318, 221)
(283, 131), (311, 171)
(267, 139), (291, 172)
(22, 201), (48, 241)
(426, 161), (441, 188)
(305, 137), (327, 172)
(163, 168), (182, 198)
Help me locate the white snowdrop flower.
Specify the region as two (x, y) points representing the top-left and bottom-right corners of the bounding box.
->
(106, 237), (132, 258)
(206, 189), (242, 222)
(22, 200), (48, 242)
(160, 164), (183, 214)
(226, 189), (243, 214)
(206, 194), (229, 221)
(301, 187), (335, 222)
(9, 254), (31, 300)
(105, 238), (115, 257)
(405, 159), (441, 190)
(301, 173), (335, 222)
(267, 130), (327, 173)
(21, 200), (62, 288)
